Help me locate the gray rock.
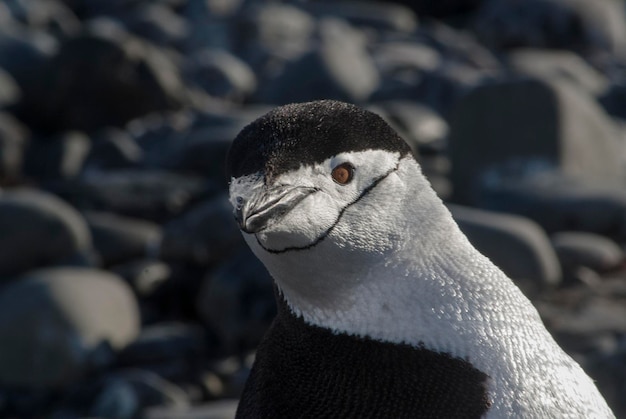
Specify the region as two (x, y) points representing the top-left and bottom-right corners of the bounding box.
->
(449, 204), (562, 295)
(122, 4), (189, 47)
(551, 232), (624, 279)
(0, 267), (139, 388)
(111, 259), (171, 298)
(300, 0), (418, 32)
(0, 189), (92, 278)
(53, 169), (217, 223)
(24, 131), (91, 180)
(117, 323), (208, 379)
(473, 0), (626, 59)
(255, 17), (379, 104)
(196, 247), (274, 354)
(374, 100), (448, 155)
(478, 174), (626, 242)
(0, 67), (20, 107)
(506, 49), (609, 96)
(32, 21), (187, 131)
(161, 195), (243, 266)
(4, 0), (81, 36)
(144, 399), (239, 419)
(235, 3), (315, 72)
(84, 212), (162, 266)
(185, 49), (257, 102)
(0, 112), (29, 182)
(391, 0), (485, 19)
(84, 128), (143, 171)
(449, 78), (622, 205)
(89, 369), (189, 419)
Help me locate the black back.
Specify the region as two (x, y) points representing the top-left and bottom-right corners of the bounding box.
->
(236, 294), (491, 419)
(227, 100), (411, 182)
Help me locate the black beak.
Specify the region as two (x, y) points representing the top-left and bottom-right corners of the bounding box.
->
(235, 186), (318, 234)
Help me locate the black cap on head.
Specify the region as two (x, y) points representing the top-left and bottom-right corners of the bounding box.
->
(226, 100), (411, 181)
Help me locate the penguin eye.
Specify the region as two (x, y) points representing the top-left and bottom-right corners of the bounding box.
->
(331, 162), (354, 185)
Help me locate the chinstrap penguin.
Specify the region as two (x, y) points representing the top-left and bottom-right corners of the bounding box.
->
(226, 100), (614, 418)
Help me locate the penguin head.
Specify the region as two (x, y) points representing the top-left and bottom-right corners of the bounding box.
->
(226, 100), (453, 305)
(227, 100), (415, 249)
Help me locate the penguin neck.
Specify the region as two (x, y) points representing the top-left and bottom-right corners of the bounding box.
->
(267, 158), (541, 356)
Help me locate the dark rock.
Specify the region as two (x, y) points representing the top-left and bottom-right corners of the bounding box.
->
(449, 204), (562, 295)
(584, 343), (626, 419)
(117, 323), (208, 380)
(0, 67), (20, 108)
(0, 188), (91, 278)
(85, 212), (162, 266)
(0, 24), (58, 123)
(161, 195), (243, 266)
(89, 370), (189, 419)
(29, 20), (187, 132)
(374, 100), (448, 155)
(0, 267), (139, 388)
(551, 232), (624, 280)
(51, 169), (218, 223)
(473, 0), (626, 59)
(111, 259), (172, 298)
(4, 0), (81, 36)
(196, 247), (274, 355)
(121, 4), (189, 47)
(144, 399), (239, 419)
(55, 0), (142, 19)
(0, 112), (29, 183)
(24, 131), (90, 180)
(84, 128), (143, 171)
(600, 83), (626, 120)
(449, 78), (622, 205)
(390, 0), (485, 19)
(185, 49), (257, 102)
(235, 3), (315, 72)
(478, 174), (626, 242)
(255, 17), (379, 104)
(506, 49), (609, 96)
(300, 0), (418, 32)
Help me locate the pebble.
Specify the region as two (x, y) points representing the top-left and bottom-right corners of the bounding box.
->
(0, 67), (20, 107)
(449, 78), (622, 205)
(196, 247), (275, 355)
(0, 188), (92, 278)
(24, 131), (91, 180)
(84, 128), (143, 171)
(551, 232), (624, 283)
(85, 211), (162, 266)
(145, 399), (239, 419)
(0, 112), (29, 182)
(0, 267), (139, 388)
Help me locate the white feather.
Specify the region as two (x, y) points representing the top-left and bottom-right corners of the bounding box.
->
(230, 150), (614, 418)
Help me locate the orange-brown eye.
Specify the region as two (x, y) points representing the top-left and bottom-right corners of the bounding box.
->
(331, 162), (354, 185)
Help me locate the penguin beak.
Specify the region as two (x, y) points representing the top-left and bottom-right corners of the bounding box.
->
(235, 186), (318, 234)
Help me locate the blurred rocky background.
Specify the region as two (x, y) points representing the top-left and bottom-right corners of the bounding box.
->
(1, 0), (626, 417)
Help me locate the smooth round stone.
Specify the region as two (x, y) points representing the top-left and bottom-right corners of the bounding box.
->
(31, 21), (186, 131)
(185, 49), (257, 102)
(24, 131), (91, 180)
(4, 0), (81, 36)
(449, 78), (622, 205)
(84, 128), (143, 171)
(0, 189), (92, 278)
(449, 204), (562, 295)
(196, 247), (275, 354)
(551, 232), (624, 276)
(161, 195), (243, 266)
(0, 112), (29, 182)
(121, 4), (189, 47)
(254, 17), (379, 104)
(0, 67), (20, 107)
(506, 49), (609, 96)
(89, 369), (189, 418)
(472, 0), (626, 58)
(144, 399), (238, 419)
(111, 259), (171, 298)
(85, 211), (162, 266)
(0, 267), (140, 388)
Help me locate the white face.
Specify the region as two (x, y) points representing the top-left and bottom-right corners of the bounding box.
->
(229, 149), (404, 254)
